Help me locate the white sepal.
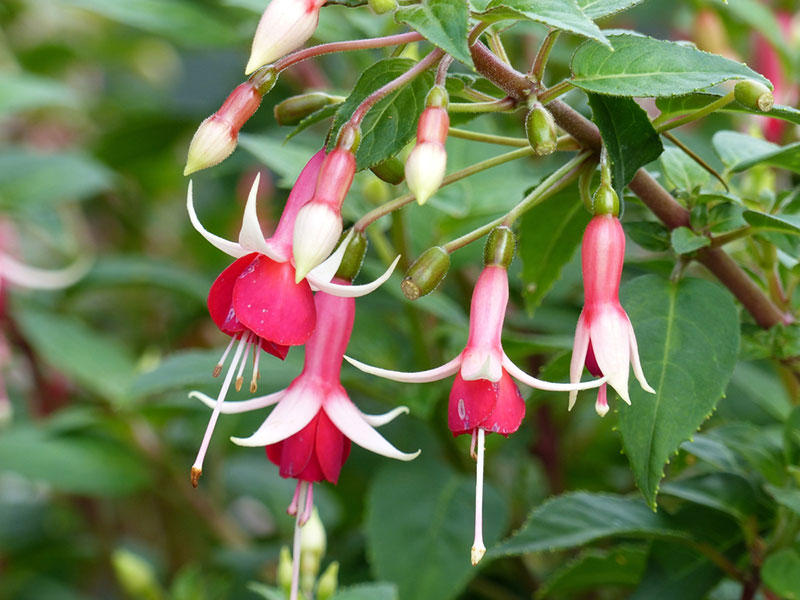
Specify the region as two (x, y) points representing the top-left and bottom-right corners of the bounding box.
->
(230, 383), (321, 446)
(568, 314), (590, 411)
(588, 312), (632, 405)
(502, 354), (606, 392)
(238, 173), (283, 261)
(190, 389), (285, 414)
(306, 229), (354, 290)
(344, 354), (462, 383)
(361, 405), (410, 427)
(187, 181), (247, 258)
(627, 317), (656, 394)
(0, 254), (88, 290)
(308, 255), (401, 298)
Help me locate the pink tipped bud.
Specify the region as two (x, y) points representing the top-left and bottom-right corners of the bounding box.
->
(405, 142), (447, 206)
(184, 82), (263, 175)
(417, 106), (449, 144)
(292, 201), (343, 282)
(246, 0), (326, 74)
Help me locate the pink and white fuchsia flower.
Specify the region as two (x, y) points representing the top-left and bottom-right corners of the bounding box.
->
(345, 227), (605, 565)
(569, 211), (655, 417)
(186, 149), (398, 485)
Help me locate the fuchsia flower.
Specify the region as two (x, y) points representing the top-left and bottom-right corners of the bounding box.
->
(754, 11), (798, 143)
(345, 227), (605, 565)
(569, 212), (655, 417)
(187, 150), (398, 485)
(191, 286), (418, 524)
(405, 86), (450, 206)
(246, 0), (327, 75)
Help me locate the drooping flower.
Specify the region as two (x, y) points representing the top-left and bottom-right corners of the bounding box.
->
(246, 0), (327, 75)
(569, 188), (655, 418)
(344, 227), (605, 565)
(187, 150), (399, 485)
(405, 86), (449, 206)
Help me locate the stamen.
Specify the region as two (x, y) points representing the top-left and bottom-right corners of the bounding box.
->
(191, 334), (249, 487)
(250, 339), (261, 393)
(290, 481), (309, 600)
(470, 429), (478, 461)
(235, 333), (254, 391)
(213, 335), (238, 377)
(287, 480), (302, 516)
(299, 482), (314, 526)
(471, 428), (486, 566)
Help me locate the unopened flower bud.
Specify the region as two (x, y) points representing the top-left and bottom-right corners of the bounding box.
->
(274, 92), (342, 126)
(734, 79), (774, 112)
(483, 226), (515, 269)
(401, 246), (450, 300)
(246, 0), (326, 74)
(592, 182), (619, 217)
(277, 546), (293, 594)
(405, 142), (447, 206)
(111, 549), (163, 600)
(525, 103), (557, 156)
(335, 228), (368, 282)
(184, 81), (264, 175)
(368, 0), (397, 13)
(370, 155), (406, 185)
(425, 85), (449, 110)
(293, 201), (343, 282)
(300, 508), (326, 578)
(363, 173), (392, 204)
(316, 561), (339, 600)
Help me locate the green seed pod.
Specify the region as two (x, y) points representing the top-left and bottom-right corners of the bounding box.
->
(579, 162), (597, 214)
(370, 155), (406, 185)
(336, 123), (361, 153)
(111, 549), (164, 600)
(401, 246), (450, 300)
(425, 84), (449, 109)
(316, 562), (339, 600)
(248, 65), (278, 95)
(483, 226), (515, 269)
(368, 0), (397, 14)
(335, 229), (368, 282)
(525, 103), (557, 156)
(274, 92), (341, 126)
(734, 79), (774, 112)
(592, 182), (620, 217)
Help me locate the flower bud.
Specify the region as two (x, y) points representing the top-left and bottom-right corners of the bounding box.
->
(405, 142), (447, 206)
(401, 246), (450, 300)
(525, 103), (557, 156)
(111, 549), (163, 600)
(483, 226), (515, 269)
(184, 81), (264, 175)
(592, 182), (619, 217)
(734, 79), (774, 112)
(293, 201), (343, 282)
(246, 0), (326, 74)
(368, 0), (397, 13)
(277, 546), (293, 594)
(274, 92), (342, 126)
(316, 561), (339, 600)
(363, 173), (392, 204)
(370, 155), (406, 185)
(300, 508), (326, 578)
(335, 228), (367, 282)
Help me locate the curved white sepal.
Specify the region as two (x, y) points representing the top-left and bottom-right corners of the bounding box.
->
(568, 314), (590, 411)
(361, 405), (410, 427)
(627, 318), (656, 394)
(344, 354), (461, 383)
(325, 392), (420, 461)
(189, 389), (285, 414)
(238, 173), (281, 260)
(306, 229), (354, 291)
(230, 384), (321, 446)
(308, 255), (401, 298)
(187, 181), (247, 258)
(503, 354), (607, 392)
(589, 314), (632, 405)
(0, 254), (89, 290)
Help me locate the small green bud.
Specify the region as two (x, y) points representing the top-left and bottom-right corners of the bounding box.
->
(525, 103), (557, 156)
(401, 246), (450, 300)
(368, 0), (397, 14)
(425, 85), (449, 109)
(335, 229), (368, 282)
(274, 92), (342, 126)
(111, 549), (164, 600)
(734, 79), (774, 112)
(248, 66), (278, 95)
(363, 174), (392, 204)
(316, 562), (339, 600)
(370, 155), (406, 185)
(336, 123), (361, 153)
(277, 546), (293, 595)
(592, 182), (619, 217)
(300, 509), (326, 584)
(483, 226), (515, 268)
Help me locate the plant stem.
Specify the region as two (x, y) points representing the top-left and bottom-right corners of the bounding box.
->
(448, 97), (517, 113)
(530, 30), (560, 83)
(354, 146), (533, 231)
(710, 227), (752, 248)
(688, 541), (745, 582)
(654, 89), (735, 133)
(489, 31), (511, 65)
(539, 80), (574, 104)
(448, 127), (528, 146)
(274, 31), (424, 72)
(436, 55), (454, 86)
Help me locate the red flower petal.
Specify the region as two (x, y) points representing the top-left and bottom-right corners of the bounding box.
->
(259, 339), (290, 361)
(585, 341), (603, 377)
(448, 373), (498, 437)
(208, 253), (259, 335)
(479, 369), (525, 436)
(232, 255), (316, 346)
(274, 412), (318, 479)
(316, 408), (350, 484)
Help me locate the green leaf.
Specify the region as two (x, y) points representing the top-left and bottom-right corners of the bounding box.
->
(247, 583), (286, 600)
(536, 545), (647, 598)
(519, 188), (590, 312)
(285, 103), (341, 143)
(711, 131), (779, 170)
(491, 492), (688, 557)
(570, 34), (769, 97)
(588, 94), (663, 196)
(0, 426), (150, 496)
(656, 93), (800, 127)
(661, 473), (758, 522)
(764, 484), (800, 518)
(16, 307), (137, 404)
(332, 584), (398, 600)
(660, 147), (709, 192)
(742, 210), (800, 236)
(238, 135), (321, 188)
(62, 0), (238, 47)
(0, 149), (113, 208)
(624, 221), (671, 252)
(761, 549), (800, 600)
(576, 0), (647, 19)
(395, 0), (473, 68)
(670, 227), (710, 254)
(330, 58), (434, 171)
(0, 72), (80, 117)
(731, 141), (800, 174)
(617, 276), (740, 507)
(366, 461), (508, 600)
(474, 0), (609, 47)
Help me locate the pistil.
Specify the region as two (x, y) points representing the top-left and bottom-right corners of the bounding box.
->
(471, 427), (486, 566)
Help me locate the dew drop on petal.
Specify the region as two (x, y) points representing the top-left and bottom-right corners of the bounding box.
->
(458, 398), (466, 420)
